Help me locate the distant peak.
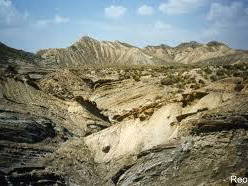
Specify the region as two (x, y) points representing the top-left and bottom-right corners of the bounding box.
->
(176, 41), (201, 48)
(114, 40), (135, 48)
(145, 44), (171, 49)
(78, 36), (97, 42)
(207, 41), (228, 47)
(0, 41), (7, 48)
(160, 44), (171, 48)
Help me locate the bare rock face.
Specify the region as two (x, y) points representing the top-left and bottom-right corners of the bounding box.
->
(0, 110), (56, 143)
(1, 42), (248, 185)
(0, 109), (70, 185)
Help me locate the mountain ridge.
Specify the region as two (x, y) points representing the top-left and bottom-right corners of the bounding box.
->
(36, 36), (248, 66)
(1, 37), (248, 66)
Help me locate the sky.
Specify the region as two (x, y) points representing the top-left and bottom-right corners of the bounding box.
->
(0, 0), (248, 52)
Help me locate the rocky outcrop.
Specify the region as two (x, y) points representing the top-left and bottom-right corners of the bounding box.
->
(1, 43), (248, 185)
(0, 109), (70, 185)
(112, 126), (248, 186)
(0, 110), (56, 143)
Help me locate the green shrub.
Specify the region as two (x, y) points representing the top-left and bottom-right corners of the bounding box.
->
(204, 67), (212, 74)
(210, 75), (218, 81)
(233, 72), (241, 77)
(160, 77), (175, 85)
(216, 69), (225, 76)
(133, 75), (140, 82)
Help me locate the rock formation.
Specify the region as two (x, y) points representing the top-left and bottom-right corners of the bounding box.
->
(36, 37), (248, 66)
(37, 37), (156, 66)
(1, 40), (248, 185)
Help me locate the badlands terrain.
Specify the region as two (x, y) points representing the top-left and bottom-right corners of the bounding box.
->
(1, 37), (248, 185)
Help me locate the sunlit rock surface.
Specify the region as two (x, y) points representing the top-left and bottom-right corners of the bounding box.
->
(1, 41), (248, 185)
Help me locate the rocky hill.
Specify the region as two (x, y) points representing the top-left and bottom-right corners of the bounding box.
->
(1, 42), (248, 185)
(0, 42), (41, 66)
(37, 36), (156, 66)
(37, 37), (248, 66)
(144, 41), (239, 64)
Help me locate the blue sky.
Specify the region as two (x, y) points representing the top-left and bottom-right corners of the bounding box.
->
(0, 0), (248, 52)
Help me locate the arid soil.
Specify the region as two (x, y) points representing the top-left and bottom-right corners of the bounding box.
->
(1, 39), (248, 185)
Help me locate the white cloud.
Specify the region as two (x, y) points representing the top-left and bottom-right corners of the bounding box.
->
(206, 2), (248, 29)
(202, 2), (248, 49)
(154, 21), (172, 30)
(54, 15), (69, 24)
(105, 5), (126, 18)
(0, 0), (29, 28)
(159, 0), (206, 15)
(0, 0), (11, 7)
(35, 15), (70, 28)
(137, 5), (154, 16)
(35, 20), (50, 27)
(207, 2), (246, 22)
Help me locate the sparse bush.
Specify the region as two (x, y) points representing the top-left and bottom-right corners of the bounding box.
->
(233, 71), (241, 77)
(210, 75), (218, 81)
(70, 45), (77, 51)
(216, 69), (225, 76)
(5, 64), (18, 75)
(133, 75), (140, 82)
(223, 64), (232, 70)
(198, 79), (205, 84)
(177, 83), (184, 89)
(190, 83), (200, 89)
(124, 72), (131, 79)
(233, 64), (245, 70)
(160, 77), (175, 85)
(242, 72), (248, 80)
(234, 83), (244, 92)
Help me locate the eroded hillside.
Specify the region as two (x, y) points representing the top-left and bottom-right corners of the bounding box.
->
(37, 37), (156, 66)
(37, 37), (248, 66)
(0, 42), (42, 65)
(1, 55), (248, 185)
